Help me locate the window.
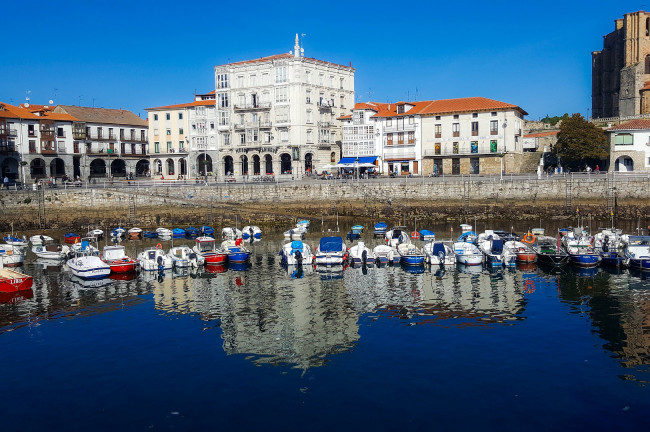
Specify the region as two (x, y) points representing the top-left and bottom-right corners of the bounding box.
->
(240, 133), (245, 144)
(615, 134), (633, 145)
(387, 119), (393, 127)
(491, 112), (497, 117)
(490, 120), (498, 135)
(218, 93), (229, 108)
(306, 90), (311, 104)
(435, 143), (441, 155)
(387, 133), (393, 145)
(166, 113), (170, 121)
(435, 116), (441, 120)
(275, 66), (287, 83)
(177, 113), (183, 120)
(306, 110), (312, 123)
(307, 130), (313, 142)
(453, 114), (459, 119)
(57, 127), (64, 137)
(179, 128), (184, 135)
(408, 116), (414, 124)
(237, 75), (244, 87)
(219, 111), (229, 126)
(397, 132), (404, 144)
(452, 123), (460, 137)
(340, 77), (344, 89)
(154, 128), (159, 136)
(154, 142), (160, 153)
(179, 141), (185, 150)
(154, 114), (158, 121)
(223, 133), (230, 146)
(217, 73), (229, 89)
(435, 124), (441, 138)
(210, 122), (215, 130)
(280, 129), (288, 141)
(306, 70), (311, 84)
(250, 75), (257, 86)
(408, 131), (415, 144)
(167, 142), (172, 152)
(453, 142), (459, 154)
(472, 113), (478, 118)
(166, 129), (171, 136)
(275, 107), (289, 123)
(471, 141), (478, 153)
(276, 87), (288, 103)
(471, 121), (479, 136)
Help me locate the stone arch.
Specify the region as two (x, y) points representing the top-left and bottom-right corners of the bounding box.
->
(280, 153), (292, 174)
(50, 157), (66, 178)
(30, 158), (47, 178)
(166, 158), (175, 176)
(197, 154), (212, 175)
(304, 152), (313, 173)
(223, 155), (234, 176)
(646, 54), (650, 74)
(89, 158), (107, 177)
(153, 158), (163, 175)
(330, 151), (336, 163)
(1, 157), (19, 180)
(179, 158), (187, 176)
(110, 159), (127, 177)
(136, 159), (149, 177)
(252, 154), (261, 175)
(614, 155), (634, 172)
(264, 154), (273, 174)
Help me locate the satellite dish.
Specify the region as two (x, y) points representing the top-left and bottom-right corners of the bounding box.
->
(24, 103), (29, 108)
(48, 100), (54, 105)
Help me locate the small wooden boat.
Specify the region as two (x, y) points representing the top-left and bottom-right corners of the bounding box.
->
(102, 245), (138, 273)
(193, 237), (227, 264)
(0, 262), (33, 293)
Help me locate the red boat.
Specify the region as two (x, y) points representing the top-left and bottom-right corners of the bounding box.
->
(194, 237), (227, 264)
(0, 266), (34, 293)
(64, 233), (81, 244)
(101, 245), (138, 273)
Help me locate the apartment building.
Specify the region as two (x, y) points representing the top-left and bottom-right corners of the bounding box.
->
(213, 35), (355, 178)
(608, 119), (650, 171)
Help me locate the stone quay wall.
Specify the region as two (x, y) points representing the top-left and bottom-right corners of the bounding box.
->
(1, 175), (649, 230)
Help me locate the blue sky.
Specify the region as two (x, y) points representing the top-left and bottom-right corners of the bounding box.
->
(0, 0), (643, 120)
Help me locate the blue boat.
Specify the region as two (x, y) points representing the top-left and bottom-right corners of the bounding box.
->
(172, 228), (186, 238)
(111, 227), (125, 237)
(457, 230), (477, 244)
(143, 231), (159, 239)
(599, 251), (625, 268)
(396, 243), (426, 266)
(200, 226), (214, 237)
(419, 229), (435, 241)
(222, 240), (251, 263)
(563, 230), (600, 268)
(373, 222), (387, 237)
(347, 225), (364, 240)
(185, 227), (200, 238)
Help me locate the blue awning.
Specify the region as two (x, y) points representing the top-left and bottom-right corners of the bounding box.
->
(338, 157), (356, 164)
(357, 156), (378, 164)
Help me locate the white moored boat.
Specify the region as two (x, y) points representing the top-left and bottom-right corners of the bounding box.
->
(222, 227), (242, 241)
(156, 227), (172, 237)
(453, 241), (483, 266)
(168, 245), (204, 268)
(32, 243), (70, 260)
(348, 241), (375, 266)
(373, 244), (398, 265)
(242, 225), (262, 240)
(423, 241), (456, 265)
(66, 240), (110, 280)
(137, 245), (172, 271)
(314, 236), (347, 265)
(0, 244), (25, 266)
(30, 234), (54, 246)
(279, 240), (313, 265)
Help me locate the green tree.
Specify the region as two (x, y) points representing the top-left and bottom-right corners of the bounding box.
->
(554, 113), (608, 170)
(541, 113), (569, 126)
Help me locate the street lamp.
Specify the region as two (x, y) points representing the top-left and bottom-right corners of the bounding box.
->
(501, 119), (507, 181)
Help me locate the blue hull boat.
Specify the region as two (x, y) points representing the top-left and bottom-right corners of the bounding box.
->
(569, 253), (600, 267)
(172, 228), (186, 238)
(200, 226), (214, 237)
(628, 257), (650, 271)
(143, 231), (158, 239)
(600, 251), (625, 267)
(373, 222), (387, 237)
(185, 227), (200, 238)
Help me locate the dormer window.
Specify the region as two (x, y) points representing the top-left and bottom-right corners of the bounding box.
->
(397, 105), (404, 114)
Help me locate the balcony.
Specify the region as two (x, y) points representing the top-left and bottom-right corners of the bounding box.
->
(383, 123), (416, 133)
(28, 130), (37, 138)
(40, 130), (55, 139)
(318, 121), (331, 128)
(120, 134), (147, 143)
(73, 131), (87, 140)
(233, 122), (245, 130)
(259, 121), (272, 129)
(384, 149), (416, 160)
(233, 102), (271, 111)
(423, 148), (500, 157)
(40, 145), (57, 155)
(86, 133), (117, 141)
(317, 102), (332, 111)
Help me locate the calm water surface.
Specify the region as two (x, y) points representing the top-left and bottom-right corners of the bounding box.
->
(1, 227), (650, 431)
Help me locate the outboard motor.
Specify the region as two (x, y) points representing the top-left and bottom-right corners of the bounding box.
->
(189, 252), (198, 268)
(361, 249), (368, 265)
(603, 235), (609, 253)
(438, 251), (445, 264)
(295, 250), (303, 265)
(157, 255), (165, 272)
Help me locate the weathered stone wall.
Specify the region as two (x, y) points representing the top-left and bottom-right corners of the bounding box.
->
(2, 176), (649, 230)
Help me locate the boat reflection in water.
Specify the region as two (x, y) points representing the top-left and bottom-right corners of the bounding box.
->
(228, 262), (251, 272)
(204, 264), (227, 274)
(316, 264), (345, 280)
(69, 274), (114, 289)
(283, 264), (313, 279)
(109, 272), (138, 281)
(0, 288), (33, 304)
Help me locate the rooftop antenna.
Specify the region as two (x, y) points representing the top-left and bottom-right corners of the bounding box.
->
(25, 90), (31, 108)
(78, 95), (83, 106)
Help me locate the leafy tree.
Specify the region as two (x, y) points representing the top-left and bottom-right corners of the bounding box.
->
(554, 113), (608, 170)
(540, 113), (569, 126)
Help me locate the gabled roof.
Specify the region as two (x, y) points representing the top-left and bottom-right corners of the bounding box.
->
(55, 105), (147, 127)
(371, 100), (435, 118)
(0, 102), (40, 120)
(524, 131), (559, 138)
(40, 112), (78, 122)
(146, 100), (216, 111)
(608, 119), (650, 131)
(354, 102), (391, 112)
(417, 97), (527, 116)
(337, 115), (352, 120)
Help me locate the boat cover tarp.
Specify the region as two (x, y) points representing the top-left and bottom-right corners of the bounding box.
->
(319, 236), (343, 252)
(291, 240), (304, 252)
(432, 242), (446, 255)
(358, 156), (378, 164)
(420, 229), (435, 237)
(374, 222), (387, 230)
(628, 236), (650, 244)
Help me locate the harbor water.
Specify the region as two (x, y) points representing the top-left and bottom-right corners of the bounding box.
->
(1, 226), (650, 431)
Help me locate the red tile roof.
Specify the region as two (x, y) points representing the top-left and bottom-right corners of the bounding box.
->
(608, 119), (650, 130)
(524, 131), (558, 138)
(371, 100), (435, 118)
(642, 81), (650, 91)
(337, 115), (352, 120)
(146, 100), (216, 110)
(41, 112), (78, 122)
(0, 102), (40, 120)
(417, 97), (527, 116)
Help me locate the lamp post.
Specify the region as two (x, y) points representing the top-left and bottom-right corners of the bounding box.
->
(501, 119), (507, 181)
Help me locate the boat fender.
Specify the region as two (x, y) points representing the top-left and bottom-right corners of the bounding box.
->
(156, 243), (162, 249)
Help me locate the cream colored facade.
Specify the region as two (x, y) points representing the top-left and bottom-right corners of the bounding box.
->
(213, 35), (355, 179)
(146, 106), (190, 178)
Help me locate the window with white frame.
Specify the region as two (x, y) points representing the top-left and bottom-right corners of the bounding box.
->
(275, 66), (287, 83)
(237, 75), (244, 87)
(307, 130), (313, 142)
(219, 111), (229, 126)
(280, 129), (288, 141)
(306, 70), (311, 84)
(306, 110), (312, 123)
(217, 73), (229, 89)
(250, 74), (256, 86)
(240, 133), (245, 144)
(223, 132), (230, 145)
(275, 87), (288, 103)
(615, 134), (633, 145)
(217, 93), (229, 108)
(275, 107), (289, 123)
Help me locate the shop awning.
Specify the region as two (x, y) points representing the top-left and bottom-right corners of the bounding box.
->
(337, 157), (356, 165)
(357, 156), (378, 164)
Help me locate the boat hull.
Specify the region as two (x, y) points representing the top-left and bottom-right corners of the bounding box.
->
(227, 252), (251, 263)
(106, 260), (138, 273)
(516, 252), (537, 263)
(628, 258), (650, 271)
(202, 252), (228, 264)
(0, 269), (33, 292)
(400, 255), (425, 266)
(456, 254), (483, 266)
(569, 254), (600, 268)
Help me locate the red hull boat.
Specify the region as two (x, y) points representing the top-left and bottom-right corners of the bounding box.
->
(102, 245), (138, 273)
(0, 267), (34, 293)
